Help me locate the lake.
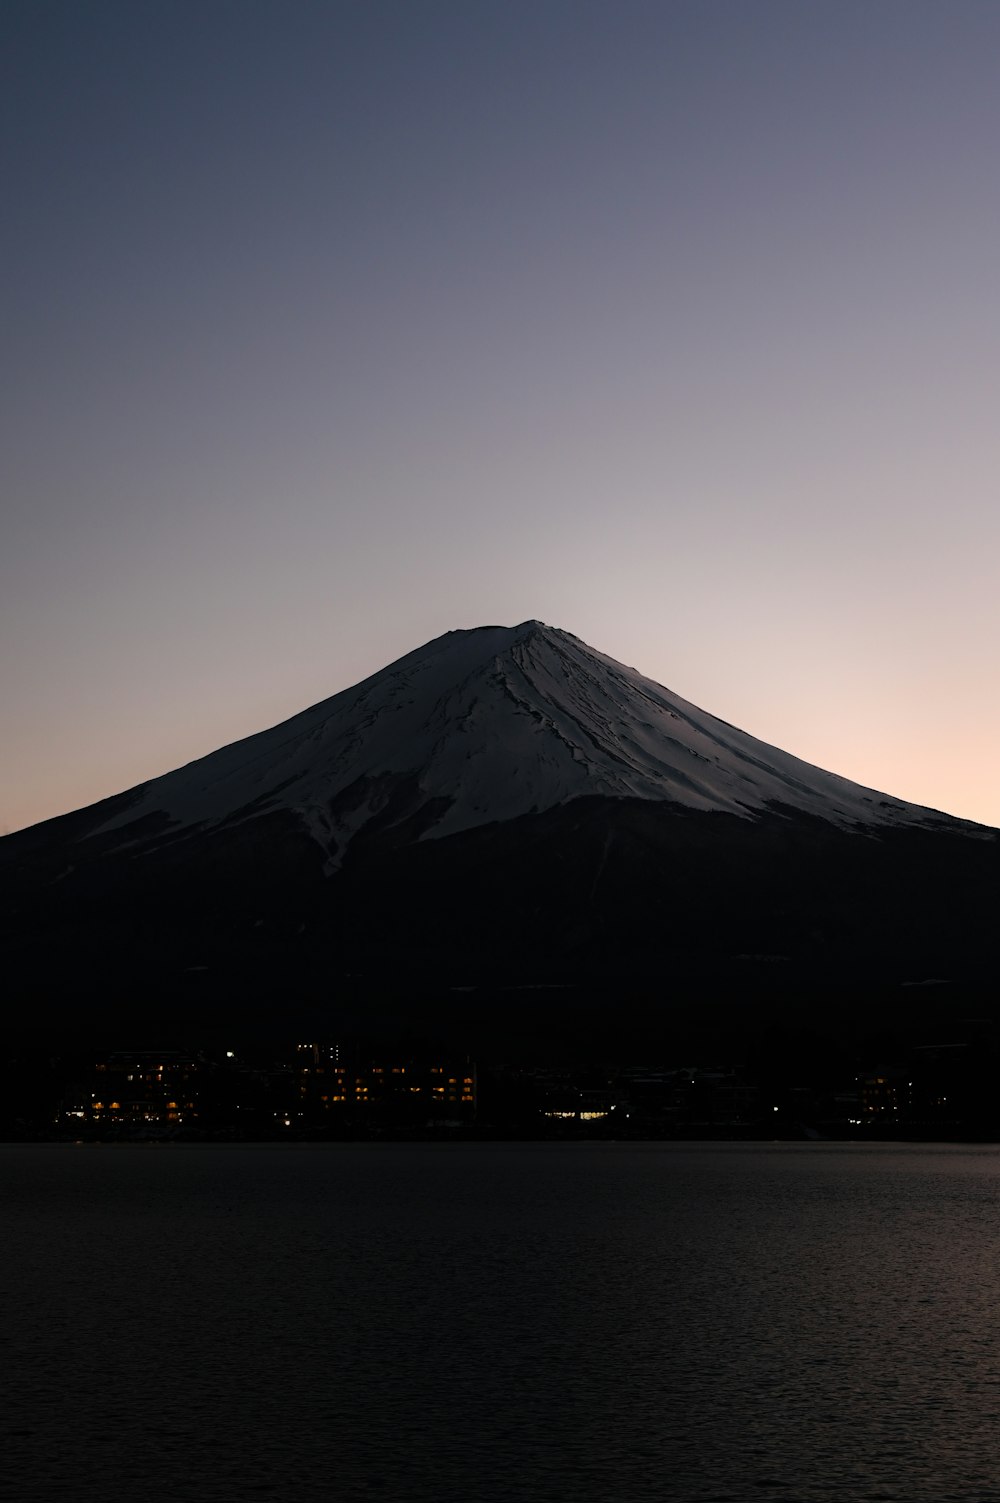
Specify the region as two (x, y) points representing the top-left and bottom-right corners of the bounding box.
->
(5, 1141), (1000, 1501)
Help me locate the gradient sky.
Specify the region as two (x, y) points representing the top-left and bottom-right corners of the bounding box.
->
(3, 0), (999, 835)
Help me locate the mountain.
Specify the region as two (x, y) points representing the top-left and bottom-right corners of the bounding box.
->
(2, 621), (997, 1039)
(49, 620), (973, 853)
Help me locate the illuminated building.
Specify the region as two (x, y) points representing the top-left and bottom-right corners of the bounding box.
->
(71, 1050), (202, 1127)
(294, 1044), (476, 1120)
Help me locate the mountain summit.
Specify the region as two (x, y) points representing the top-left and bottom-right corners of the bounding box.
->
(88, 619), (968, 867)
(2, 622), (996, 1023)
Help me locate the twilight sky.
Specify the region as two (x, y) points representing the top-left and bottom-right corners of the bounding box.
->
(3, 0), (999, 834)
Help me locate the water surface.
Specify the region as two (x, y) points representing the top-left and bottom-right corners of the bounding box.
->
(5, 1142), (1000, 1501)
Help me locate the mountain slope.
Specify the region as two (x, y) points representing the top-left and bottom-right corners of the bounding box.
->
(1, 621), (995, 1028)
(65, 621), (983, 864)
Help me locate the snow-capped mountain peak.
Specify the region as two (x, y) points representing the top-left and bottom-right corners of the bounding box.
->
(91, 620), (971, 865)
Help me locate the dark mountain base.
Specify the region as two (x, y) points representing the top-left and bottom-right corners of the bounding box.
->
(2, 796), (996, 1051)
